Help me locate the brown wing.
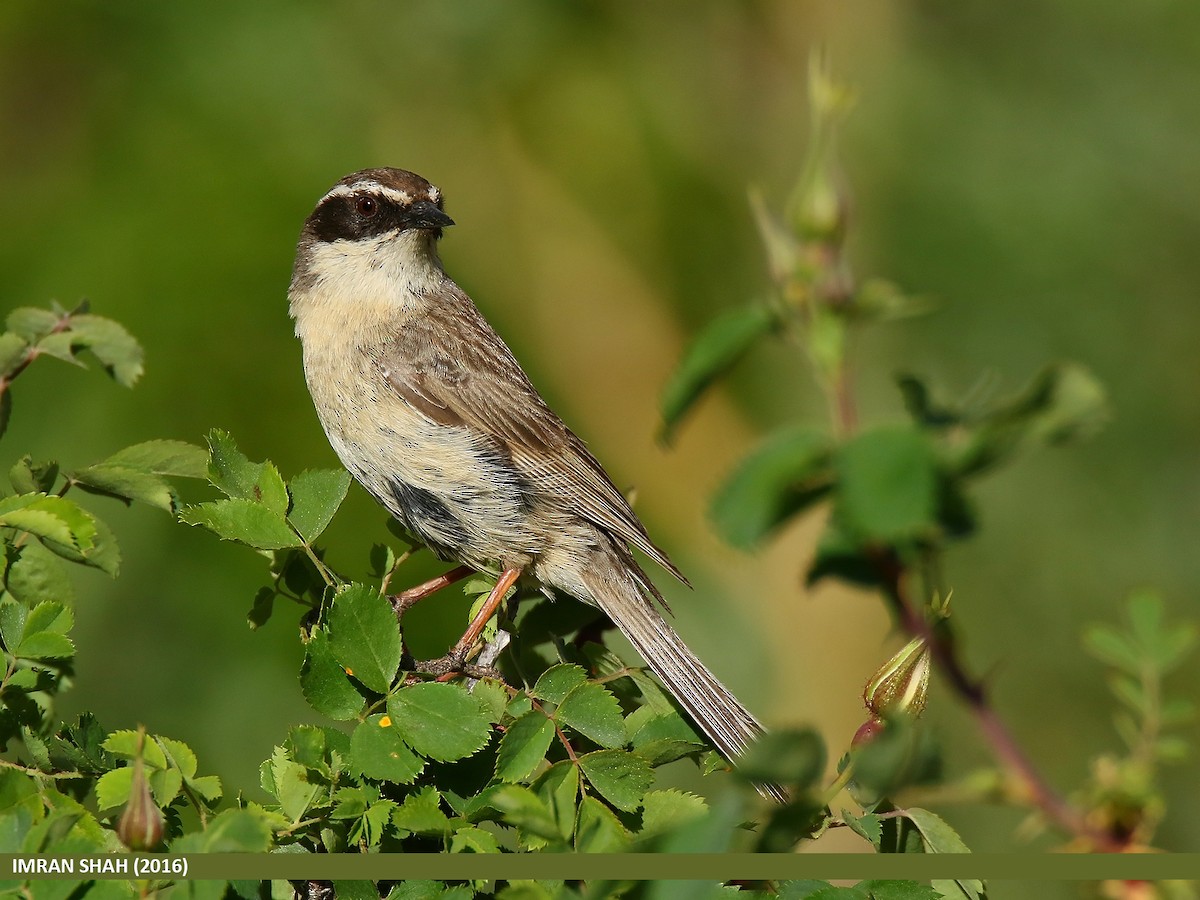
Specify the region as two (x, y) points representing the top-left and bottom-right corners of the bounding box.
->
(380, 281), (688, 587)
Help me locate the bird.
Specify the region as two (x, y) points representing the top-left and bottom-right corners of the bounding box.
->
(288, 167), (784, 802)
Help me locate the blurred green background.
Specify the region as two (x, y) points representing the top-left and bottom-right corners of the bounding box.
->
(2, 0), (1197, 873)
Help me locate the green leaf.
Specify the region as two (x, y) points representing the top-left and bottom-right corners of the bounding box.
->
(11, 602), (75, 657)
(41, 512), (120, 576)
(556, 682), (626, 749)
(6, 308), (60, 342)
(63, 314), (144, 387)
(530, 664), (588, 704)
(72, 464), (177, 511)
(9, 456), (59, 495)
(835, 426), (938, 541)
(904, 807), (971, 853)
(776, 882), (841, 900)
(192, 809), (272, 852)
(532, 761), (579, 841)
(470, 784), (561, 842)
(858, 883), (941, 900)
(266, 747), (322, 822)
(711, 426), (833, 549)
(5, 541), (73, 606)
(842, 809), (883, 847)
(577, 749), (653, 813)
(1127, 589), (1197, 672)
(736, 728), (826, 789)
(327, 584), (401, 694)
(1083, 624), (1142, 674)
(387, 682), (493, 762)
(954, 363), (1108, 477)
(203, 430), (287, 512)
(0, 332), (28, 376)
(331, 883), (380, 900)
(450, 824), (501, 853)
(0, 494), (97, 553)
(350, 715), (424, 784)
(639, 789), (707, 839)
(392, 786), (452, 836)
(0, 600), (27, 657)
(178, 498), (299, 550)
(14, 630), (75, 661)
(659, 302), (779, 444)
(300, 628), (365, 720)
(104, 440), (210, 479)
(287, 469), (352, 543)
(575, 795), (630, 852)
(496, 711), (556, 782)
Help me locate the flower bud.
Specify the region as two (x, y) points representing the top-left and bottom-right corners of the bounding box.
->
(864, 635), (931, 720)
(117, 731), (164, 851)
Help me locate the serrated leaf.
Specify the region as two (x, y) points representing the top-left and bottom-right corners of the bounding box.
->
(660, 303), (779, 444)
(203, 430), (284, 507)
(94, 768), (133, 812)
(63, 314), (144, 387)
(41, 512), (120, 576)
(72, 464), (177, 511)
(835, 426), (938, 542)
(5, 540), (74, 606)
(388, 682), (493, 762)
(530, 664), (588, 704)
(450, 824), (501, 853)
(474, 784), (561, 842)
(179, 498), (299, 550)
(393, 786), (452, 835)
(300, 628), (364, 720)
(904, 807), (971, 853)
(287, 469), (352, 543)
(9, 457), (59, 495)
(14, 631), (75, 660)
(193, 809), (272, 852)
(842, 809), (883, 847)
(496, 712), (556, 782)
(471, 678), (509, 722)
(578, 749), (653, 812)
(327, 584), (401, 694)
(711, 426), (833, 549)
(350, 716), (424, 784)
(556, 682), (626, 749)
(14, 602), (75, 657)
(104, 440), (210, 479)
(267, 747), (322, 822)
(102, 730), (166, 767)
(575, 795), (630, 852)
(156, 736), (198, 780)
(532, 761), (579, 841)
(639, 789), (707, 839)
(6, 308), (60, 342)
(0, 494), (97, 553)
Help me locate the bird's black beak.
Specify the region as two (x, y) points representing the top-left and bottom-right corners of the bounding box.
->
(405, 200), (455, 230)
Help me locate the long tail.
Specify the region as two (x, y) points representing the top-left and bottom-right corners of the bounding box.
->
(580, 559), (788, 803)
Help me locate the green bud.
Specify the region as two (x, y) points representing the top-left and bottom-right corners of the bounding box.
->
(863, 635), (931, 720)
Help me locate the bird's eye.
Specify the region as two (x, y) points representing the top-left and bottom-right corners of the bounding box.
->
(355, 196), (378, 217)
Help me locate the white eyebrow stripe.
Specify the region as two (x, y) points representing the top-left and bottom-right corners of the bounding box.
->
(319, 182), (414, 205)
